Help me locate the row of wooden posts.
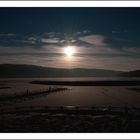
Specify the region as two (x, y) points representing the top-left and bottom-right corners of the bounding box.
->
(0, 87), (68, 102)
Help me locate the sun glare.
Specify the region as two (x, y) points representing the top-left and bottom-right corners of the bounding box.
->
(64, 46), (75, 56)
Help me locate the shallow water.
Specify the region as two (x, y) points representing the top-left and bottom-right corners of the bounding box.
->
(0, 77), (140, 108)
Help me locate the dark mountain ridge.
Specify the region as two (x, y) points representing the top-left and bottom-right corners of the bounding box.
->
(0, 64), (120, 78)
(120, 70), (140, 77)
(0, 64), (139, 78)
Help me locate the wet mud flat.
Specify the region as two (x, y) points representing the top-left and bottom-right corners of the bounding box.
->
(1, 106), (140, 132)
(129, 88), (140, 93)
(0, 87), (11, 89)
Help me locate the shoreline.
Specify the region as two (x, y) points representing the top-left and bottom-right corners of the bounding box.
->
(31, 80), (140, 86)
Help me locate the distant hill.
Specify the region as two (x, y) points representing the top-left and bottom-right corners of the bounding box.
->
(0, 64), (123, 78)
(119, 70), (140, 77)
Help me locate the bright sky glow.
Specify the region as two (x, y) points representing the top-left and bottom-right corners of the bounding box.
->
(64, 46), (75, 57)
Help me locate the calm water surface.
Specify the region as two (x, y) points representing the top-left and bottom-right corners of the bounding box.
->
(0, 77), (140, 108)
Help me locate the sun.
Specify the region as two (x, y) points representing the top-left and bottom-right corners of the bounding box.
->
(64, 46), (75, 56)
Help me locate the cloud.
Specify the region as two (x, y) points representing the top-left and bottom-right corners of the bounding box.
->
(112, 30), (121, 34)
(0, 52), (140, 71)
(77, 34), (123, 55)
(79, 35), (107, 47)
(0, 33), (17, 37)
(0, 46), (40, 53)
(0, 32), (137, 57)
(0, 31), (139, 71)
(41, 38), (62, 44)
(0, 31), (97, 48)
(122, 47), (140, 55)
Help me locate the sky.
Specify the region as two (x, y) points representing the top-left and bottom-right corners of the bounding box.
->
(0, 7), (140, 71)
